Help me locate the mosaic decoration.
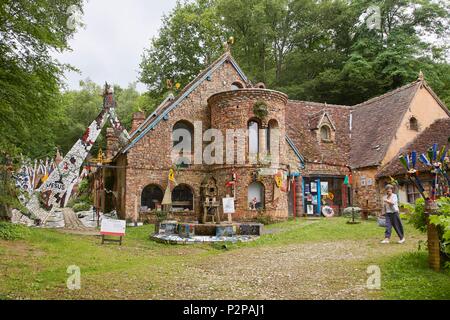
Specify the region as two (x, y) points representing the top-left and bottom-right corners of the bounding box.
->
(399, 143), (450, 200)
(16, 84), (130, 224)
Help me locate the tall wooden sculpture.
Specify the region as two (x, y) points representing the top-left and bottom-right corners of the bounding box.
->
(20, 83), (130, 225)
(399, 143), (449, 271)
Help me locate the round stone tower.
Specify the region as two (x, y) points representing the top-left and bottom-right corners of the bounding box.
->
(207, 88), (289, 220)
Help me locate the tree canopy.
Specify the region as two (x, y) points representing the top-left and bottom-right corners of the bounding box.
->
(140, 0), (450, 106)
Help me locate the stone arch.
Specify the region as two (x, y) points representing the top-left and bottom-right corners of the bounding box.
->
(248, 181), (265, 210)
(172, 183), (194, 211)
(319, 124), (332, 142)
(409, 116), (419, 131)
(172, 120), (194, 166)
(266, 119), (279, 155)
(248, 118), (261, 155)
(141, 184), (164, 210)
(231, 81), (244, 90)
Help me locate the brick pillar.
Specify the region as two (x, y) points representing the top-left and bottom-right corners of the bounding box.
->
(425, 200), (440, 271)
(106, 128), (119, 159)
(131, 111), (146, 133)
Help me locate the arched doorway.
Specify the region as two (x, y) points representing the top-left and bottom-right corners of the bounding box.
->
(172, 184), (194, 211)
(141, 184), (164, 210)
(248, 182), (265, 210)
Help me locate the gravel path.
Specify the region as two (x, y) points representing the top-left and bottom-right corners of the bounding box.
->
(151, 237), (420, 300)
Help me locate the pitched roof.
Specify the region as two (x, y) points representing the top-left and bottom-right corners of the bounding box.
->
(349, 81), (422, 168)
(286, 101), (351, 166)
(308, 110), (336, 130)
(377, 118), (450, 178)
(121, 52), (249, 154)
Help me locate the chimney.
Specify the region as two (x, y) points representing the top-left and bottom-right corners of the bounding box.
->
(106, 128), (119, 159)
(131, 111), (146, 133)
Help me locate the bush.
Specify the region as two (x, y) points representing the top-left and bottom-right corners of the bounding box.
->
(406, 197), (450, 269)
(404, 198), (427, 232)
(72, 202), (91, 212)
(0, 222), (30, 240)
(255, 210), (274, 225)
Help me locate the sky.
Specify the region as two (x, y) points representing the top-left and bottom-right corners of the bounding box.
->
(55, 0), (178, 93)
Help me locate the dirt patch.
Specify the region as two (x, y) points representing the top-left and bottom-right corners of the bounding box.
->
(149, 236), (422, 300)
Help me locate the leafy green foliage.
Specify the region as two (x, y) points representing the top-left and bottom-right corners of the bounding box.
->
(140, 0), (450, 106)
(0, 0), (84, 158)
(405, 197), (450, 268)
(252, 100), (269, 119)
(405, 198), (427, 232)
(0, 222), (30, 240)
(72, 202), (91, 212)
(429, 197), (450, 262)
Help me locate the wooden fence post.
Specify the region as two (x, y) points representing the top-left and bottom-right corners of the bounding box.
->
(425, 200), (440, 271)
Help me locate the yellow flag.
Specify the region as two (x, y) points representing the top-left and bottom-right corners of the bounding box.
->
(169, 169), (175, 182)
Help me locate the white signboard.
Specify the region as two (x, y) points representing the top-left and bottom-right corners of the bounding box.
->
(222, 197), (235, 214)
(258, 168), (278, 176)
(320, 182), (329, 195)
(100, 219), (126, 236)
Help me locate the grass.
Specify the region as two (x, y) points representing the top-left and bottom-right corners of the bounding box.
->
(379, 251), (450, 300)
(0, 217), (449, 299)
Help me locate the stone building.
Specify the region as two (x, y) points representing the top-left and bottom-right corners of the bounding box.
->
(105, 53), (450, 221)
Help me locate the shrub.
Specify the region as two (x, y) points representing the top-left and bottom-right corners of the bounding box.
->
(72, 202), (91, 212)
(0, 222), (30, 240)
(255, 210), (274, 225)
(405, 198), (427, 232)
(407, 197), (450, 268)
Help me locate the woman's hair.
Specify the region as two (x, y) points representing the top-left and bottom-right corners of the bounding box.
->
(385, 184), (394, 190)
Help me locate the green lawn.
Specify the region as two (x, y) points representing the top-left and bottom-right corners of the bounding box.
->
(0, 217), (448, 300)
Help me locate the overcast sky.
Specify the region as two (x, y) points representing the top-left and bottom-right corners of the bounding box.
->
(55, 0), (178, 92)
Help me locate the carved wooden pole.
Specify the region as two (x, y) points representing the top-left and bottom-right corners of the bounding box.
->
(425, 199), (440, 271)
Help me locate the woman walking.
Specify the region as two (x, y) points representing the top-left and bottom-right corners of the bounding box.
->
(381, 184), (405, 244)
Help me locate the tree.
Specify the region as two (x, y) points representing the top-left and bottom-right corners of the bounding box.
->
(0, 0), (84, 218)
(139, 0), (450, 107)
(0, 0), (84, 158)
(140, 0), (223, 97)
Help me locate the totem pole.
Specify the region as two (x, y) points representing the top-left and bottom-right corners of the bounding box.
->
(399, 143), (449, 271)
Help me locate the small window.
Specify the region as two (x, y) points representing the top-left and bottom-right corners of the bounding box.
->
(172, 120), (194, 166)
(407, 184), (420, 204)
(231, 81), (244, 90)
(320, 125), (331, 141)
(248, 182), (264, 210)
(409, 117), (419, 131)
(141, 184), (164, 210)
(266, 119), (279, 154)
(172, 184), (194, 211)
(248, 120), (259, 154)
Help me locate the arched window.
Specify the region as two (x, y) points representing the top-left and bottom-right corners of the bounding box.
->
(266, 119), (279, 154)
(141, 184), (164, 210)
(172, 120), (194, 166)
(248, 182), (265, 210)
(172, 184), (194, 211)
(248, 119), (260, 155)
(409, 117), (419, 131)
(320, 125), (331, 141)
(231, 81), (244, 90)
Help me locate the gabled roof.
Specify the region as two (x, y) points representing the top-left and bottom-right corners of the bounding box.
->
(286, 101), (351, 166)
(308, 109), (337, 130)
(349, 81), (422, 168)
(377, 118), (450, 178)
(121, 52), (249, 154)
